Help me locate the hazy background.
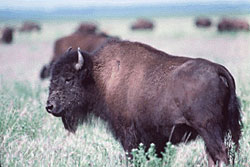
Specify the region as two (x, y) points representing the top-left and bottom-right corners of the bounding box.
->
(1, 0), (250, 82)
(1, 0), (250, 20)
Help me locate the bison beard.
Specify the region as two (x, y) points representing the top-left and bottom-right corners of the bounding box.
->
(61, 107), (86, 133)
(46, 40), (242, 167)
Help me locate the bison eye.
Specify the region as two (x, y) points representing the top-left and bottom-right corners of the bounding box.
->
(64, 77), (73, 85)
(65, 79), (70, 84)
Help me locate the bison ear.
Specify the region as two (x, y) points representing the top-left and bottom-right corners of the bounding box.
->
(75, 47), (84, 70)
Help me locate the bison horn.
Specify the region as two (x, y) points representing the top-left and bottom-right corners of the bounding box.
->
(66, 47), (72, 54)
(75, 47), (84, 70)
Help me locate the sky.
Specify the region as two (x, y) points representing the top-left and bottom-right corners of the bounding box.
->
(1, 0), (250, 10)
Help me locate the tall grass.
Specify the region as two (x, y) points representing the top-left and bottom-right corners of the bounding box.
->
(0, 75), (249, 167)
(0, 79), (127, 167)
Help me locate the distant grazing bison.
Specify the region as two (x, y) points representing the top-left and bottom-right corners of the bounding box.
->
(195, 17), (212, 28)
(40, 32), (118, 79)
(131, 19), (154, 30)
(217, 18), (249, 32)
(46, 40), (242, 166)
(75, 22), (97, 34)
(1, 27), (14, 44)
(19, 21), (41, 32)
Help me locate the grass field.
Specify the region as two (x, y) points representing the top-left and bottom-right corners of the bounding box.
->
(0, 15), (250, 166)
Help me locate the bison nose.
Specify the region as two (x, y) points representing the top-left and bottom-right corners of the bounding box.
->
(46, 102), (55, 113)
(46, 104), (53, 113)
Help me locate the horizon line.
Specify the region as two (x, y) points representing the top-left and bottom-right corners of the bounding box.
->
(1, 1), (250, 11)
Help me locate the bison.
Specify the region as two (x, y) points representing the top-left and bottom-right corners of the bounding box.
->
(19, 21), (41, 32)
(75, 22), (97, 34)
(1, 27), (14, 44)
(217, 18), (249, 32)
(195, 17), (212, 28)
(46, 40), (242, 166)
(131, 19), (154, 30)
(40, 32), (118, 79)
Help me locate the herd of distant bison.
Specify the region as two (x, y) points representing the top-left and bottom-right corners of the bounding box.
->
(1, 17), (249, 44)
(1, 16), (248, 166)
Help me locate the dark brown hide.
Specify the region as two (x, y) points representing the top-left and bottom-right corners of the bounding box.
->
(47, 40), (242, 166)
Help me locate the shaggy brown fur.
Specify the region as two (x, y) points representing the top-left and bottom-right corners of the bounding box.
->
(46, 40), (242, 166)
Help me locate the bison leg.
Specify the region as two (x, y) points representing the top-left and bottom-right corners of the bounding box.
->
(206, 148), (216, 167)
(197, 123), (229, 166)
(206, 150), (226, 167)
(119, 123), (139, 156)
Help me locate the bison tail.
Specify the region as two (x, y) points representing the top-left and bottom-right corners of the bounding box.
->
(218, 65), (242, 149)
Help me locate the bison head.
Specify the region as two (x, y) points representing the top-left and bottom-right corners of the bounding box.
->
(46, 48), (93, 132)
